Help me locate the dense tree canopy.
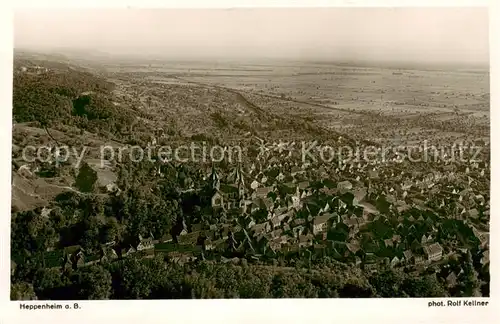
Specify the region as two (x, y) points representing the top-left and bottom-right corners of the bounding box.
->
(13, 70), (135, 137)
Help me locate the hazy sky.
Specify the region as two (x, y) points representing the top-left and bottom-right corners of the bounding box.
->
(14, 8), (489, 64)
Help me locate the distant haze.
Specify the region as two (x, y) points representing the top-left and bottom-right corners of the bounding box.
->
(14, 8), (489, 65)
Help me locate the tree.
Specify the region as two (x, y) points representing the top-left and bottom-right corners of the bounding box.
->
(461, 251), (481, 296)
(369, 269), (406, 297)
(401, 274), (447, 297)
(33, 268), (72, 300)
(75, 162), (98, 193)
(112, 257), (157, 299)
(11, 282), (37, 300)
(72, 265), (112, 299)
(80, 215), (104, 251)
(101, 216), (121, 243)
(117, 166), (130, 191)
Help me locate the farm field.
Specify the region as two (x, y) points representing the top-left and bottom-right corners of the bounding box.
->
(111, 61), (489, 148)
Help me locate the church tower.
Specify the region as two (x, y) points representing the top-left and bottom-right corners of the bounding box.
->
(208, 164), (220, 191)
(229, 163), (246, 198)
(237, 171), (245, 199)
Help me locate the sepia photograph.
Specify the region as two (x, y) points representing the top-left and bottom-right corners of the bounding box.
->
(8, 6), (491, 304)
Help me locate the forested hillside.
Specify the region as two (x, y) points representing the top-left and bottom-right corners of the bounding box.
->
(13, 61), (136, 137)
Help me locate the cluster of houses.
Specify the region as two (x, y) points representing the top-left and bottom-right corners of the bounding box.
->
(173, 141), (487, 272)
(16, 65), (50, 75)
(35, 137), (489, 276)
(40, 232), (193, 270)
